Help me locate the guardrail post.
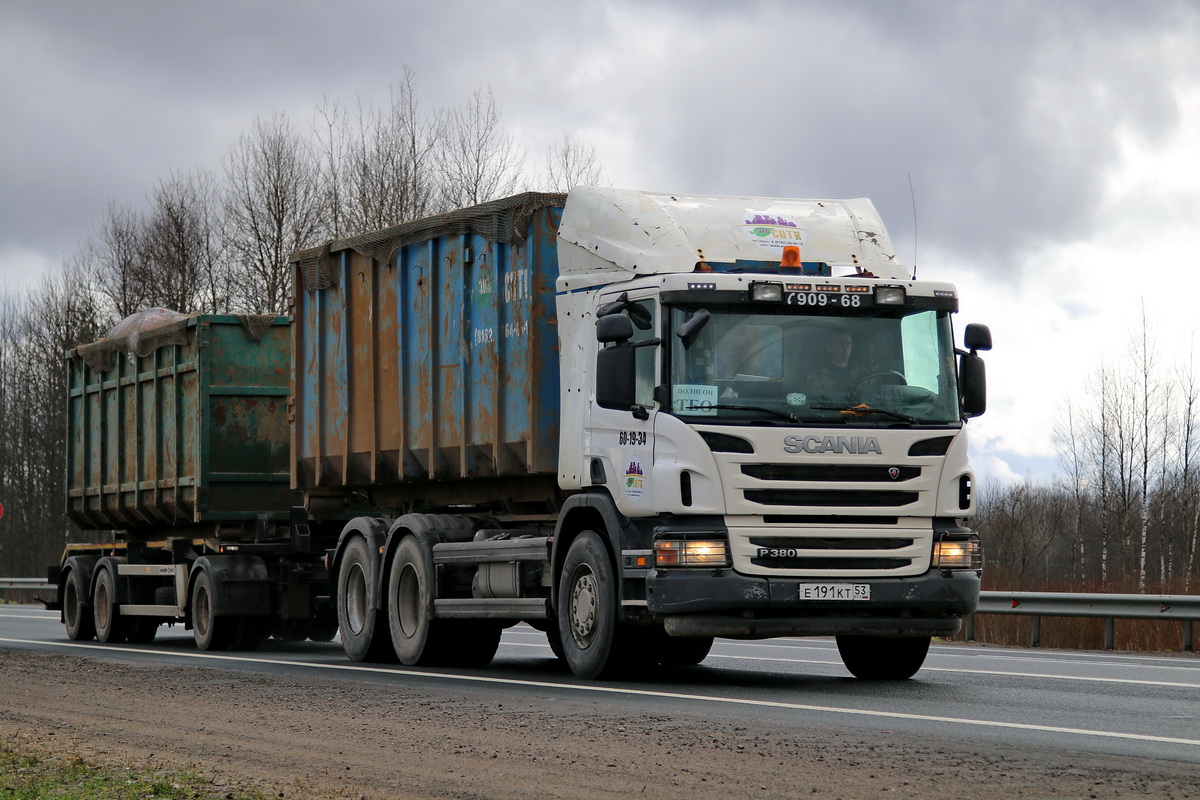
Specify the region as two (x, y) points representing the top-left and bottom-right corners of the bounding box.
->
(1184, 620), (1194, 653)
(1030, 615), (1041, 648)
(1104, 618), (1115, 650)
(965, 614), (975, 641)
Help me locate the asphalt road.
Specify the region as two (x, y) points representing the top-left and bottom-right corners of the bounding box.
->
(3, 604), (1200, 766)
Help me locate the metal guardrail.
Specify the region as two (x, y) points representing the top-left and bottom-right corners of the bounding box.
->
(971, 590), (1199, 651)
(0, 578), (53, 591)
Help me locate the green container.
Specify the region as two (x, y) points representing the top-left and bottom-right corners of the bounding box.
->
(65, 315), (293, 533)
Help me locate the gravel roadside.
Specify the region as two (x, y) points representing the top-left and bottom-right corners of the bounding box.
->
(2, 649), (1198, 799)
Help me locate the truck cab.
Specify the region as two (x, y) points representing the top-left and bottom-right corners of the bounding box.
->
(553, 188), (990, 679)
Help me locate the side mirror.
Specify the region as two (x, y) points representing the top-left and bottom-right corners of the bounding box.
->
(959, 352), (987, 418)
(964, 323), (992, 352)
(597, 314), (634, 344)
(597, 343), (636, 409)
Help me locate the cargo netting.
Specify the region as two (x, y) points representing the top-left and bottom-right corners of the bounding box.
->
(76, 308), (193, 373)
(293, 191), (566, 292)
(235, 313), (279, 341)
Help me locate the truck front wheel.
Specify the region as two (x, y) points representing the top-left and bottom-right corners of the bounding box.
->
(836, 634), (931, 680)
(557, 531), (637, 680)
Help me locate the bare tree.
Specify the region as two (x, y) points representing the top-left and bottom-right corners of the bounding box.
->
(141, 168), (228, 314)
(84, 202), (150, 321)
(436, 86), (525, 208)
(224, 112), (327, 314)
(544, 132), (604, 192)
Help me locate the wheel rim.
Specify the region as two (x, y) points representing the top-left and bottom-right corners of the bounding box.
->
(95, 578), (111, 631)
(568, 566), (598, 649)
(194, 583), (212, 638)
(345, 563), (368, 636)
(397, 563), (420, 638)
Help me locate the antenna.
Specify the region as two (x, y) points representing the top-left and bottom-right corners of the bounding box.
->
(907, 173), (918, 279)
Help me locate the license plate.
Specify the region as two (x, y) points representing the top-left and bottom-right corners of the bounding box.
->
(796, 583), (870, 601)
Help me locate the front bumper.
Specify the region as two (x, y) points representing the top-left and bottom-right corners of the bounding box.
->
(646, 568), (978, 639)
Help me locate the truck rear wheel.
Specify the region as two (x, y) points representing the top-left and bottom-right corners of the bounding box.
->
(92, 565), (129, 644)
(557, 530), (640, 680)
(191, 569), (233, 651)
(836, 634), (931, 680)
(337, 536), (395, 662)
(63, 569), (95, 641)
(387, 536), (460, 665)
(127, 618), (159, 644)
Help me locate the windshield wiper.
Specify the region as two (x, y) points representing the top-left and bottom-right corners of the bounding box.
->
(810, 404), (918, 424)
(709, 403), (801, 423)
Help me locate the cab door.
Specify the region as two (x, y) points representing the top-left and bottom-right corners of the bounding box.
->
(589, 296), (660, 516)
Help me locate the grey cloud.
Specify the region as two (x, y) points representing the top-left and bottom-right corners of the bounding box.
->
(1, 0), (1197, 285)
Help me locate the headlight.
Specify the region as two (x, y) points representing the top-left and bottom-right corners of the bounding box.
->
(750, 282), (783, 302)
(932, 536), (982, 570)
(654, 538), (731, 568)
(873, 286), (907, 306)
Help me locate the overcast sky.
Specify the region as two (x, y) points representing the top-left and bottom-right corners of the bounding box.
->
(3, 0), (1199, 487)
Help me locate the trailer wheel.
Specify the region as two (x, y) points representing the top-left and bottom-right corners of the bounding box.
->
(836, 635), (930, 680)
(92, 566), (129, 644)
(63, 569), (95, 641)
(191, 569), (233, 651)
(305, 619), (339, 642)
(558, 530), (641, 680)
(337, 536), (395, 662)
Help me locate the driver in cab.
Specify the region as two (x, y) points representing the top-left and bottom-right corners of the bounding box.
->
(809, 330), (856, 392)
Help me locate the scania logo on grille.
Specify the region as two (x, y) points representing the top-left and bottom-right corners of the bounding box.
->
(783, 435), (882, 455)
(888, 467), (901, 480)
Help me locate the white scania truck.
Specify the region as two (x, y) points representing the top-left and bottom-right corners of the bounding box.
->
(302, 187), (991, 681)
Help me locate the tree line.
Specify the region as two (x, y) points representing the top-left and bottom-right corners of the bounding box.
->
(0, 73), (601, 577)
(978, 315), (1200, 594)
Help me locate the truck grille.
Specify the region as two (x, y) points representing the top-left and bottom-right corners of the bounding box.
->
(744, 489), (919, 507)
(742, 464), (920, 482)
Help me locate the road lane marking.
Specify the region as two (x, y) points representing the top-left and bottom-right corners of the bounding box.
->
(4, 636), (1199, 749)
(498, 641), (1200, 688)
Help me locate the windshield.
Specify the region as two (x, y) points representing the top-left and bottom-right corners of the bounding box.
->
(668, 304), (960, 426)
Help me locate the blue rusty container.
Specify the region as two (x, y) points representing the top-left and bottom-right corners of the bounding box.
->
(290, 193), (566, 509)
(65, 315), (293, 532)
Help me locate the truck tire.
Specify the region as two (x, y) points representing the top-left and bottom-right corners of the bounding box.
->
(230, 617), (270, 651)
(836, 634), (930, 680)
(439, 621), (503, 668)
(655, 633), (714, 667)
(557, 530), (640, 680)
(92, 565), (129, 644)
(338, 536), (395, 662)
(63, 568), (95, 641)
(387, 535), (450, 665)
(127, 618), (159, 644)
(191, 569), (233, 651)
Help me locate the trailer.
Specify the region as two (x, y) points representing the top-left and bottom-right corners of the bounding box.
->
(52, 313), (337, 648)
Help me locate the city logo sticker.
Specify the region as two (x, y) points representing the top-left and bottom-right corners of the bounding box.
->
(742, 212), (807, 253)
(624, 458), (645, 500)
